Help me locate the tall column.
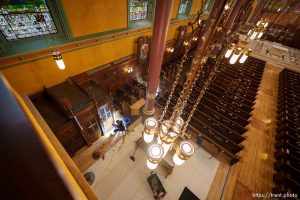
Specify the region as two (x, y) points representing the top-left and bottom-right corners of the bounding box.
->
(185, 0), (228, 91)
(211, 0), (245, 56)
(143, 0), (174, 120)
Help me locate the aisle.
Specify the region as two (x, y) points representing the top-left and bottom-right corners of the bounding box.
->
(85, 124), (220, 200)
(207, 65), (280, 200)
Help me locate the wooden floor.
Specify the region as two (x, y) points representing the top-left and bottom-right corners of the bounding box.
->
(206, 64), (282, 200)
(72, 116), (142, 172)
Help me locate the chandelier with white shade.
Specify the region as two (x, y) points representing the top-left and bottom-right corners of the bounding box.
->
(224, 42), (252, 64)
(142, 15), (204, 169)
(248, 18), (269, 40)
(144, 117), (195, 169)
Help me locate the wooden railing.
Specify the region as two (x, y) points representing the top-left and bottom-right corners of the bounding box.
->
(0, 73), (99, 200)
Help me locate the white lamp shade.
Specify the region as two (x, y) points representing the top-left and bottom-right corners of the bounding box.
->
(147, 159), (158, 170)
(229, 53), (240, 64)
(250, 31), (258, 40)
(143, 132), (154, 143)
(247, 29), (253, 36)
(256, 20), (261, 26)
(55, 59), (65, 70)
(239, 54), (248, 63)
(173, 153), (185, 165)
(264, 22), (269, 28)
(225, 49), (233, 58)
(257, 32), (264, 39)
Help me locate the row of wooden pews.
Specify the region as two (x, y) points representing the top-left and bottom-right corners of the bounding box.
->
(273, 69), (300, 195)
(157, 56), (265, 165)
(160, 49), (196, 82)
(263, 24), (300, 49)
(113, 80), (146, 111)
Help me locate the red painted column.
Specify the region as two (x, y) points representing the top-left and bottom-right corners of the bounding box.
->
(143, 0), (174, 119)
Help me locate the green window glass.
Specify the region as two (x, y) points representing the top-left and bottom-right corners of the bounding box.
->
(203, 0), (213, 13)
(0, 0), (57, 40)
(179, 0), (190, 14)
(129, 0), (149, 21)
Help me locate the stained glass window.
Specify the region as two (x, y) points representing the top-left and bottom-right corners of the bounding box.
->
(0, 0), (57, 40)
(204, 0), (213, 13)
(178, 0), (190, 15)
(129, 0), (148, 21)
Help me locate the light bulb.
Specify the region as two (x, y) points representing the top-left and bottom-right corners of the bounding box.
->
(173, 153), (185, 165)
(239, 54), (248, 63)
(55, 59), (65, 70)
(175, 117), (184, 129)
(147, 144), (163, 169)
(229, 53), (240, 64)
(173, 140), (194, 165)
(225, 49), (233, 58)
(256, 20), (261, 26)
(264, 22), (268, 28)
(143, 118), (158, 143)
(250, 31), (258, 40)
(198, 19), (201, 25)
(224, 4), (229, 10)
(182, 143), (192, 153)
(53, 52), (65, 70)
(147, 159), (158, 169)
(184, 41), (189, 46)
(257, 31), (264, 39)
(247, 29), (253, 36)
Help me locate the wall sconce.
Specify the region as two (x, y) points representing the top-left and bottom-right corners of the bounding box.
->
(127, 66), (133, 73)
(192, 37), (198, 41)
(183, 41), (189, 46)
(53, 52), (65, 70)
(167, 47), (174, 53)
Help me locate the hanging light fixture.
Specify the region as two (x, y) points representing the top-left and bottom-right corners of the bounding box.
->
(229, 48), (241, 64)
(224, 41), (251, 64)
(147, 144), (164, 170)
(53, 52), (65, 70)
(143, 118), (158, 143)
(249, 18), (269, 40)
(239, 49), (252, 64)
(143, 35), (196, 169)
(250, 28), (259, 40)
(173, 140), (195, 165)
(158, 120), (180, 157)
(257, 28), (264, 39)
(142, 10), (216, 170)
(224, 43), (235, 58)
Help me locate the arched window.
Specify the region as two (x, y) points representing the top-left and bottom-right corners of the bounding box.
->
(0, 0), (58, 40)
(129, 0), (150, 21)
(178, 0), (192, 16)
